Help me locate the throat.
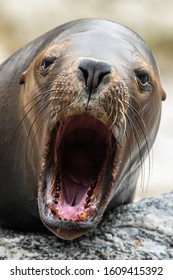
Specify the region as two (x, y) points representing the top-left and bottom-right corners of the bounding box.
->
(60, 172), (98, 207)
(57, 128), (105, 207)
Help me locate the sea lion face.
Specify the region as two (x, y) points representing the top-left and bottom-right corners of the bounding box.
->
(20, 20), (165, 240)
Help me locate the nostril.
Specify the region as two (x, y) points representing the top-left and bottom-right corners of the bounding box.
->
(79, 59), (111, 93)
(97, 71), (111, 87)
(79, 67), (89, 88)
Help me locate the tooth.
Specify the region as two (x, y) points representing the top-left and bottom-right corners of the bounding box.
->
(51, 207), (56, 214)
(56, 173), (61, 184)
(91, 177), (98, 188)
(86, 198), (91, 204)
(112, 118), (126, 144)
(80, 213), (88, 221)
(53, 200), (58, 204)
(87, 190), (93, 197)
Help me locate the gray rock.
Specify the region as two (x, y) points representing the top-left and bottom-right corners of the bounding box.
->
(0, 192), (172, 260)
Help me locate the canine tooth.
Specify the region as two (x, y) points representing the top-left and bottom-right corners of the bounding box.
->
(112, 119), (126, 144)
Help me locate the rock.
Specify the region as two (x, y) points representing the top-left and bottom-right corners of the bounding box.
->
(0, 192), (172, 260)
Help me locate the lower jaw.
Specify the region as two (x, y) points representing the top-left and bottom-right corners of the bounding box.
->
(38, 163), (114, 239)
(39, 195), (106, 240)
(40, 213), (101, 240)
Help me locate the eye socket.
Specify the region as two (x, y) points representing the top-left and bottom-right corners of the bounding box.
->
(40, 57), (56, 75)
(136, 70), (150, 87)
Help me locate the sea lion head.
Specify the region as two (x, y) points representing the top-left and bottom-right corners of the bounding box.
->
(19, 19), (166, 240)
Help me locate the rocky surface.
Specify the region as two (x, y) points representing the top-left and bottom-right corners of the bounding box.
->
(0, 192), (172, 260)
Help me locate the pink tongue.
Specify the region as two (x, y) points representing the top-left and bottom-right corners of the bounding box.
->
(61, 176), (90, 206)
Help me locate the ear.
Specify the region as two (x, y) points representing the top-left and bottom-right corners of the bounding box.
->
(161, 88), (166, 101)
(19, 70), (27, 85)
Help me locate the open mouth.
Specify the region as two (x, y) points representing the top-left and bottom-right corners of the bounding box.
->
(41, 114), (117, 225)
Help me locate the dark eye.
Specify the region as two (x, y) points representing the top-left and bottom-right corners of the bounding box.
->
(136, 70), (150, 87)
(40, 57), (56, 75)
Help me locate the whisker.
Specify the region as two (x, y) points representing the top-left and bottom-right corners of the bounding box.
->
(124, 99), (151, 193)
(11, 84), (57, 144)
(12, 83), (58, 169)
(120, 128), (132, 205)
(25, 99), (52, 160)
(124, 100), (151, 162)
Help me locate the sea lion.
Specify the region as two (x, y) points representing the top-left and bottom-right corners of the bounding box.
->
(0, 19), (166, 240)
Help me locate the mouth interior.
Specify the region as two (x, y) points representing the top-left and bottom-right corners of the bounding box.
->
(60, 128), (108, 204)
(46, 115), (113, 221)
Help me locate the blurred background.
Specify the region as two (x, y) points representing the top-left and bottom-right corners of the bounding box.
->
(0, 0), (172, 200)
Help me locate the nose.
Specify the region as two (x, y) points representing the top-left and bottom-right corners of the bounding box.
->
(78, 59), (111, 93)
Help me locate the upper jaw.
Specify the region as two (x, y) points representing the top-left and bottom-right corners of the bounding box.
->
(38, 113), (121, 239)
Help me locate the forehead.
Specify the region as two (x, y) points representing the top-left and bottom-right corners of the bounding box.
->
(48, 20), (155, 70)
(52, 24), (135, 60)
(64, 31), (133, 61)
